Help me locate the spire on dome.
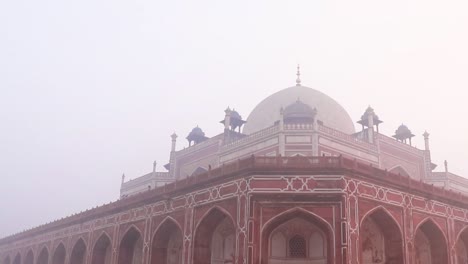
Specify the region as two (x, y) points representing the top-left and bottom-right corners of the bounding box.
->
(296, 64), (301, 86)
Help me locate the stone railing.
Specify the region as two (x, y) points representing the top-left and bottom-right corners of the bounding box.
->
(221, 125), (279, 152)
(284, 123), (314, 130)
(376, 134), (424, 155)
(176, 137), (221, 156)
(318, 125), (378, 152)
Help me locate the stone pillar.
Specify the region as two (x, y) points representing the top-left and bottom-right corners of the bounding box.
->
(423, 131), (430, 151)
(279, 107), (285, 156)
(224, 107), (232, 130)
(312, 108), (319, 156)
(170, 133), (178, 179)
(367, 111), (374, 144)
(171, 133), (178, 152)
(223, 107), (232, 144)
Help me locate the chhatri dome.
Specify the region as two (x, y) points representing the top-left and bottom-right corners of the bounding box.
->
(243, 66), (356, 134)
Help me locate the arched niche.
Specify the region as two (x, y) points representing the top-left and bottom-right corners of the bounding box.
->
(389, 166), (411, 178)
(24, 250), (34, 264)
(193, 207), (236, 264)
(267, 217), (327, 264)
(191, 167), (207, 177)
(261, 209), (332, 264)
(91, 233), (112, 264)
(37, 247), (49, 264)
(150, 218), (183, 264)
(118, 226), (143, 264)
(12, 254), (20, 264)
(455, 227), (468, 264)
(70, 238), (87, 264)
(360, 208), (403, 264)
(414, 220), (448, 264)
(52, 243), (66, 264)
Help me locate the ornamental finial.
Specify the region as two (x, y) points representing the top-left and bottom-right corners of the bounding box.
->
(296, 64), (301, 86)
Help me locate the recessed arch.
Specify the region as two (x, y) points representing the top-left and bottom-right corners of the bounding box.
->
(118, 225), (143, 264)
(191, 167), (207, 177)
(414, 218), (448, 264)
(261, 207), (334, 264)
(91, 232), (112, 264)
(455, 226), (468, 264)
(12, 253), (20, 264)
(24, 250), (34, 264)
(70, 238), (87, 264)
(37, 247), (49, 264)
(2, 255), (10, 264)
(360, 206), (404, 264)
(150, 217), (183, 264)
(52, 243), (66, 264)
(389, 165), (411, 178)
(193, 206), (236, 264)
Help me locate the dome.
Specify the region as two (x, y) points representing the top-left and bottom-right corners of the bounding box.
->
(283, 99), (317, 123)
(230, 110), (242, 120)
(186, 126), (208, 144)
(243, 85), (355, 134)
(189, 126), (205, 136)
(393, 124), (414, 140)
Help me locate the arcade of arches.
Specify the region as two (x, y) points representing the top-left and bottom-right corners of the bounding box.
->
(2, 204), (468, 264)
(5, 197), (468, 264)
(3, 163), (468, 264)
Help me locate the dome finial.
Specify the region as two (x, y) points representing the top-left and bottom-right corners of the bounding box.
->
(296, 64), (301, 86)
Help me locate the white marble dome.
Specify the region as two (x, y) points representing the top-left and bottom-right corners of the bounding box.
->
(243, 85), (356, 134)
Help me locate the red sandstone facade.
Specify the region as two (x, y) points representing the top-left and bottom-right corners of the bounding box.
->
(3, 78), (468, 264)
(2, 156), (468, 264)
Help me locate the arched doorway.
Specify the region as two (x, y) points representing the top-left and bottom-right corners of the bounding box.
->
(37, 247), (49, 264)
(91, 233), (112, 264)
(414, 220), (448, 264)
(24, 250), (34, 264)
(118, 226), (143, 264)
(360, 208), (403, 264)
(52, 243), (66, 264)
(12, 254), (20, 264)
(455, 227), (468, 264)
(261, 209), (331, 264)
(150, 218), (183, 264)
(70, 239), (87, 264)
(193, 208), (236, 264)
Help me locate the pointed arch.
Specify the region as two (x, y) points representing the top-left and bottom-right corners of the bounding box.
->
(118, 225), (143, 264)
(24, 250), (34, 264)
(52, 243), (66, 264)
(193, 206), (236, 264)
(191, 167), (207, 177)
(455, 226), (468, 264)
(150, 217), (183, 264)
(70, 238), (87, 264)
(414, 218), (448, 264)
(360, 206), (404, 264)
(91, 232), (112, 264)
(389, 165), (411, 178)
(2, 255), (10, 264)
(12, 253), (20, 264)
(260, 207), (333, 264)
(37, 247), (49, 264)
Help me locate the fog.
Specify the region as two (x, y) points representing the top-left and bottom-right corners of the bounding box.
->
(1, 0), (467, 238)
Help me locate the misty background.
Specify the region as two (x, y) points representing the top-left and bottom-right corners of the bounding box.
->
(1, 0), (467, 238)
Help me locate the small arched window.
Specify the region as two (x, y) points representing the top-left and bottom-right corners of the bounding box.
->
(289, 235), (306, 258)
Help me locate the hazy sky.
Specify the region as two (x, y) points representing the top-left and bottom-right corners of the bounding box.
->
(1, 0), (468, 238)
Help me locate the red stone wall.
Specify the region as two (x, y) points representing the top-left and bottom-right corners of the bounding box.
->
(2, 157), (468, 264)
